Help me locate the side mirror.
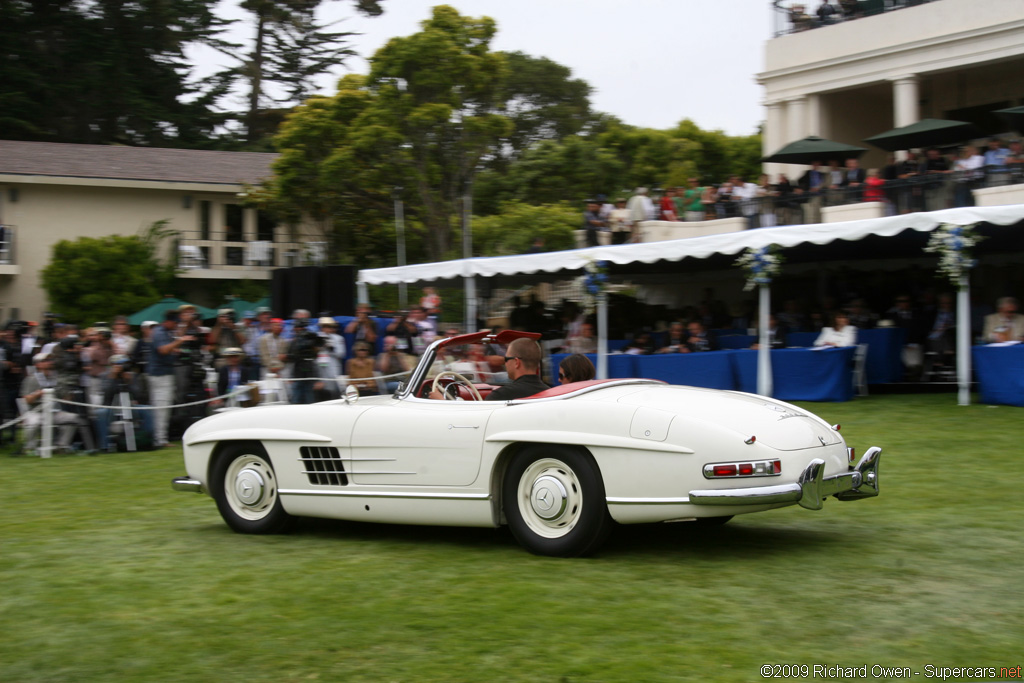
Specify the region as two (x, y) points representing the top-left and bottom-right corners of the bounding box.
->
(344, 384), (359, 404)
(394, 380), (405, 397)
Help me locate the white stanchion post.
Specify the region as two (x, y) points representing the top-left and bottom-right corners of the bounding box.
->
(757, 285), (773, 397)
(597, 291), (608, 380)
(957, 275), (971, 406)
(40, 388), (54, 458)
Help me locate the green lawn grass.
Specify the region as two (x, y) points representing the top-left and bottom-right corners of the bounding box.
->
(1, 395), (1021, 682)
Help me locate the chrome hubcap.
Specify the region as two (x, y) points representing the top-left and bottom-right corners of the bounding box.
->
(225, 454), (276, 521)
(517, 458), (583, 539)
(530, 475), (567, 520)
(234, 467), (266, 506)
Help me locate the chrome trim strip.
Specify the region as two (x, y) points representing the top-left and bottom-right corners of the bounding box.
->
(296, 457), (399, 463)
(606, 496), (691, 505)
(171, 476), (204, 493)
(278, 489), (491, 501)
(301, 470), (416, 476)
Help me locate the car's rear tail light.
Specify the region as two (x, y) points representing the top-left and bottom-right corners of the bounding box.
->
(848, 447), (856, 465)
(712, 464), (737, 477)
(703, 459), (782, 479)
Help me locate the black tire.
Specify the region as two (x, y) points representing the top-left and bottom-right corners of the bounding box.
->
(503, 445), (611, 557)
(210, 443), (292, 534)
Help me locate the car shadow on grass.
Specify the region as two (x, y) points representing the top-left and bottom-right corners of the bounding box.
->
(268, 516), (849, 560)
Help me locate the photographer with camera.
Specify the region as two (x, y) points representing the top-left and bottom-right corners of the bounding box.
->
(286, 318), (324, 405)
(95, 354), (153, 451)
(208, 308), (246, 367)
(0, 324), (22, 447)
(85, 326), (114, 406)
(149, 310), (195, 448)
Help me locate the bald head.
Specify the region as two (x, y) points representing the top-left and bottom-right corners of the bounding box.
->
(506, 337), (541, 374)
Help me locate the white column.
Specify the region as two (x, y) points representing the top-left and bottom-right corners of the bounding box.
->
(786, 96), (807, 141)
(786, 96), (808, 178)
(892, 75), (919, 128)
(764, 100), (786, 181)
(805, 94), (822, 137)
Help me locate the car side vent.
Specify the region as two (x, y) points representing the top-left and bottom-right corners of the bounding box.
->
(300, 446), (349, 486)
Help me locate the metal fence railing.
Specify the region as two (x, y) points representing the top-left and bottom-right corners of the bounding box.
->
(771, 0), (944, 38)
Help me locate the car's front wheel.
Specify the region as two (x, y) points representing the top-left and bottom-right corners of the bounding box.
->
(503, 445), (611, 557)
(211, 443), (292, 534)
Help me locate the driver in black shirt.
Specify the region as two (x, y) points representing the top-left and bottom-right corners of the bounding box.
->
(485, 337), (549, 401)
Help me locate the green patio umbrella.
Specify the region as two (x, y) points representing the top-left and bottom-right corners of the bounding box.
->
(217, 297), (259, 319)
(761, 136), (867, 164)
(126, 297), (218, 326)
(994, 105), (1024, 132)
(863, 118), (980, 152)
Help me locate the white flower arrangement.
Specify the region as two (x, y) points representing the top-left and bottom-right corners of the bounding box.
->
(735, 246), (783, 291)
(924, 223), (983, 287)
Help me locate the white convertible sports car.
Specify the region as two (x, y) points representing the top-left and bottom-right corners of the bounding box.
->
(173, 330), (882, 557)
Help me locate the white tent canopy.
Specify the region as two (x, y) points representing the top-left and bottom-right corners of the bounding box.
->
(358, 205), (1024, 287)
(358, 204), (1024, 404)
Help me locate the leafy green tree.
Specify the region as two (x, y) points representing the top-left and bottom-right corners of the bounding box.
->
(232, 0), (385, 144)
(472, 202), (578, 256)
(497, 51), (595, 164)
(0, 0), (231, 146)
(365, 5), (512, 261)
(41, 234), (171, 326)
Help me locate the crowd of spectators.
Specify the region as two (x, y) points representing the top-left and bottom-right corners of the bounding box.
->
(781, 0), (942, 35)
(510, 288), (1024, 384)
(2, 298), (449, 454)
(6, 280), (1022, 454)
(580, 140), (1024, 239)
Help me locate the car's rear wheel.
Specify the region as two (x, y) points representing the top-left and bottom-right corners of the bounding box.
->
(503, 445), (611, 557)
(211, 443), (292, 534)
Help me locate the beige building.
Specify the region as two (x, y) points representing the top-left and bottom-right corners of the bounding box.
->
(0, 141), (327, 321)
(759, 0), (1024, 176)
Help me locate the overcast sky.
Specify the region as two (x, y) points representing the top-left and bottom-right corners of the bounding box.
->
(199, 0), (773, 136)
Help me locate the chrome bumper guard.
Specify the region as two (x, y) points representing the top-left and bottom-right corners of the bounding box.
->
(689, 446), (881, 510)
(172, 476), (204, 493)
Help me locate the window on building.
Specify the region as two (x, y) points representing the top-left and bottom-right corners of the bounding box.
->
(225, 204), (243, 242)
(257, 210), (276, 242)
(199, 201), (211, 240)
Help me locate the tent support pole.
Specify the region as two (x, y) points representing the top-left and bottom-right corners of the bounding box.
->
(957, 275), (971, 406)
(597, 292), (608, 380)
(757, 285), (773, 397)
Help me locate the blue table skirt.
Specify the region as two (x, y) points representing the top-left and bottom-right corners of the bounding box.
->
(730, 347), (855, 402)
(553, 347), (855, 402)
(737, 328), (905, 385)
(973, 344), (1024, 407)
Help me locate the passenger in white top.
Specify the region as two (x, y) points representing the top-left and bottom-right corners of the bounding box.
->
(814, 312), (858, 348)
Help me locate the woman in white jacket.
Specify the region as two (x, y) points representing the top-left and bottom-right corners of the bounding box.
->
(814, 312), (857, 347)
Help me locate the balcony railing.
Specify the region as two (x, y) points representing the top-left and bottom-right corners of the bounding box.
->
(666, 164), (1024, 228)
(175, 231), (329, 272)
(771, 0), (944, 38)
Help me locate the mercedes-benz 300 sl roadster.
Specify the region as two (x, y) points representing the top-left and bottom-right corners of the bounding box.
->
(172, 330), (882, 556)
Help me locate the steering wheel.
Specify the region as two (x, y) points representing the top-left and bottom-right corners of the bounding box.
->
(431, 370), (483, 401)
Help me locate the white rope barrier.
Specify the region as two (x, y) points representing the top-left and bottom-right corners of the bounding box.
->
(13, 369), (419, 458)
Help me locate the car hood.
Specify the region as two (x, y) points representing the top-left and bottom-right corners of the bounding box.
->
(613, 385), (842, 451)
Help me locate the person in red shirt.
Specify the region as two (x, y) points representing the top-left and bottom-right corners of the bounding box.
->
(660, 188), (679, 221)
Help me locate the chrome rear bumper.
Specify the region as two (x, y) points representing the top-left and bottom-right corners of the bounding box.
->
(172, 476), (204, 493)
(689, 446), (881, 510)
